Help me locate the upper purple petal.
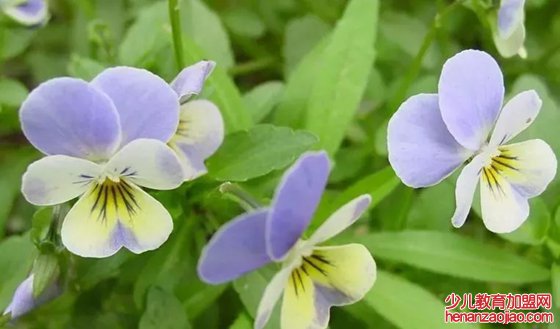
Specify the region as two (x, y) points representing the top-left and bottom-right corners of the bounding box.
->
(438, 50), (504, 150)
(266, 151), (330, 260)
(498, 0), (525, 38)
(3, 275), (35, 318)
(2, 0), (48, 26)
(20, 77), (121, 161)
(91, 67), (179, 146)
(197, 209), (273, 284)
(388, 94), (470, 187)
(170, 61), (215, 103)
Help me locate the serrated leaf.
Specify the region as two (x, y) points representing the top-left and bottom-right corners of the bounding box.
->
(305, 0), (378, 154)
(207, 125), (318, 181)
(355, 231), (550, 283)
(365, 271), (479, 329)
(139, 287), (190, 329)
(243, 81), (284, 123)
(0, 78), (28, 107)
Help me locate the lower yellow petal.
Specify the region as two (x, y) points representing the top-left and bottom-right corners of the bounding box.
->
(61, 178), (173, 258)
(280, 244), (376, 329)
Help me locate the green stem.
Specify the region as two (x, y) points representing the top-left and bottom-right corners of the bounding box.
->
(168, 0), (185, 69)
(229, 57), (277, 76)
(219, 182), (262, 211)
(387, 0), (466, 113)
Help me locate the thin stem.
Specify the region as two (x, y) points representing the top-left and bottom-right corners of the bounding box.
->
(219, 182), (262, 211)
(168, 0), (185, 70)
(229, 57), (277, 76)
(387, 0), (466, 113)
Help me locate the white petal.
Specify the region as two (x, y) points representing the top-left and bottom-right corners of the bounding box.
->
(255, 266), (292, 329)
(308, 195), (371, 245)
(170, 60), (215, 102)
(493, 20), (526, 59)
(22, 155), (102, 206)
(169, 100), (224, 180)
(105, 139), (184, 190)
(489, 90), (542, 146)
(280, 244), (376, 329)
(61, 179), (173, 258)
(480, 170), (529, 233)
(451, 154), (486, 228)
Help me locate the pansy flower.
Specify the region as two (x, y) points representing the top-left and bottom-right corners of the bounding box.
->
(167, 60), (224, 180)
(198, 152), (376, 329)
(3, 275), (59, 319)
(0, 0), (48, 26)
(20, 67), (186, 258)
(492, 0), (526, 58)
(388, 50), (557, 233)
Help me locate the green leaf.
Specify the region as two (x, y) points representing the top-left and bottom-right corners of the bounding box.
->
(317, 166), (399, 223)
(223, 8), (266, 38)
(206, 125), (318, 181)
(0, 149), (36, 236)
(133, 222), (192, 307)
(552, 263), (560, 309)
(229, 312), (252, 329)
(118, 2), (168, 67)
(498, 198), (551, 245)
(182, 36), (252, 132)
(407, 178), (455, 231)
(233, 266), (280, 329)
(139, 287), (190, 329)
(181, 0), (234, 69)
(273, 37), (329, 128)
(0, 27), (35, 60)
(283, 15), (330, 75)
(31, 207), (52, 245)
(377, 12), (438, 69)
(243, 81), (284, 123)
(183, 284), (227, 320)
(67, 55), (106, 80)
(0, 78), (28, 107)
(77, 251), (132, 290)
(305, 0), (378, 154)
(365, 271), (478, 329)
(356, 231), (550, 283)
(0, 235), (36, 310)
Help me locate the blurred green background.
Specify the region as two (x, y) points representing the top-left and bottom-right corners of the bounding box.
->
(1, 0), (560, 328)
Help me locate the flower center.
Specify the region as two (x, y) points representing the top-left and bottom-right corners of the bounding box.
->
(87, 177), (140, 223)
(288, 250), (335, 297)
(480, 145), (519, 195)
